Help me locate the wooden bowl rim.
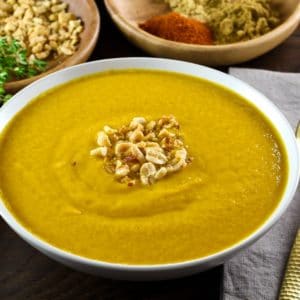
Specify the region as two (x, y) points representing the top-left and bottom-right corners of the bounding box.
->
(5, 0), (100, 91)
(104, 0), (300, 51)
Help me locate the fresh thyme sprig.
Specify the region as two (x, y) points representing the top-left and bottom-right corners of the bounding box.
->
(0, 37), (47, 105)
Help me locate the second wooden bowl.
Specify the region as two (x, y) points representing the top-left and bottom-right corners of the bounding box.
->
(104, 0), (300, 66)
(5, 0), (100, 92)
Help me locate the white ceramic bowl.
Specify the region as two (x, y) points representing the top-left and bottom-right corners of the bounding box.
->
(0, 58), (299, 280)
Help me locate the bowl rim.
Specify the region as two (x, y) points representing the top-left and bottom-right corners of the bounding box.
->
(5, 0), (101, 92)
(0, 57), (299, 272)
(104, 0), (300, 50)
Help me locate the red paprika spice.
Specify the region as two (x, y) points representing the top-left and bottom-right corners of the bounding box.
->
(140, 12), (213, 45)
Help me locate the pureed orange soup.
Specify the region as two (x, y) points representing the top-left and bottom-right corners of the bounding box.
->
(0, 70), (287, 264)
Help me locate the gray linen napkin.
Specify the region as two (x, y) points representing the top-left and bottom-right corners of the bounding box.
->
(224, 68), (300, 300)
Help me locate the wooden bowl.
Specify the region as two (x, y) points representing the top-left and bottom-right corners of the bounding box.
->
(5, 0), (100, 93)
(104, 0), (300, 66)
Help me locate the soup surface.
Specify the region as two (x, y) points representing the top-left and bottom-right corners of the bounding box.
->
(0, 70), (287, 264)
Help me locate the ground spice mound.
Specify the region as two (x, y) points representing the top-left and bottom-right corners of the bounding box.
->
(140, 12), (213, 45)
(165, 0), (281, 44)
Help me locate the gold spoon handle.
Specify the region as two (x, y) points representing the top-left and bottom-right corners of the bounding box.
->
(278, 123), (300, 299)
(296, 121), (300, 145)
(278, 230), (300, 300)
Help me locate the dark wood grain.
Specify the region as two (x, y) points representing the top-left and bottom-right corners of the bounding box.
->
(239, 29), (300, 72)
(0, 0), (299, 299)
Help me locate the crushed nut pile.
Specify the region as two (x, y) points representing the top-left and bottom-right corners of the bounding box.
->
(90, 116), (193, 186)
(0, 0), (83, 60)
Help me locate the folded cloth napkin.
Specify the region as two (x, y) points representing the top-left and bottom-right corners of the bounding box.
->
(224, 68), (300, 300)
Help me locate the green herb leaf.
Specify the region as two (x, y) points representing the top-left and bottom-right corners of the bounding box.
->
(0, 37), (48, 106)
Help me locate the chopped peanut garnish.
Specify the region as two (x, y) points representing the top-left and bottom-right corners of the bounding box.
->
(0, 0), (83, 60)
(90, 116), (193, 186)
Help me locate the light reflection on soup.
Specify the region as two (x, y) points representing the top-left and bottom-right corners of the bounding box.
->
(0, 70), (287, 264)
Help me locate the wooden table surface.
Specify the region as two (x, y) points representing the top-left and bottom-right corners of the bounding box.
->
(0, 1), (299, 299)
